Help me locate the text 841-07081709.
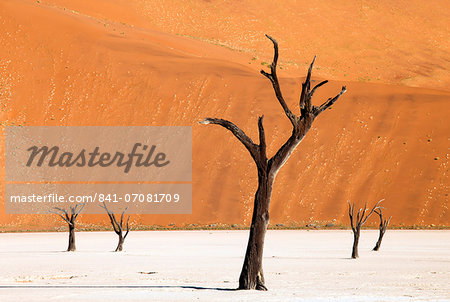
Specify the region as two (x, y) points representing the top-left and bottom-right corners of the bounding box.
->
(97, 193), (180, 203)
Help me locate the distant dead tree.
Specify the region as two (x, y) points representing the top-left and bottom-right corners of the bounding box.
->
(200, 34), (346, 290)
(50, 203), (85, 251)
(373, 208), (391, 251)
(100, 202), (130, 252)
(348, 199), (383, 259)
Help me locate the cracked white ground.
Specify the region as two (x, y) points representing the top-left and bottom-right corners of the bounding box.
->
(0, 230), (449, 301)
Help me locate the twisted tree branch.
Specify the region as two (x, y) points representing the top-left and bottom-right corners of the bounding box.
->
(260, 35), (297, 126)
(200, 118), (259, 161)
(314, 86), (347, 116)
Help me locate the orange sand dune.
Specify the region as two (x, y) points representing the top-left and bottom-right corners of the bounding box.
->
(39, 0), (450, 91)
(0, 0), (448, 230)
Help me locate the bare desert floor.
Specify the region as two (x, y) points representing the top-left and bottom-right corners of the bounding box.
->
(0, 230), (449, 301)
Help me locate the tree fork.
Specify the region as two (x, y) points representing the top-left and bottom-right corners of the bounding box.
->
(100, 202), (130, 252)
(348, 199), (383, 259)
(49, 204), (85, 252)
(201, 34), (346, 290)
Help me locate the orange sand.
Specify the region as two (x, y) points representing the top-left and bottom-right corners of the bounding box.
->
(0, 0), (449, 230)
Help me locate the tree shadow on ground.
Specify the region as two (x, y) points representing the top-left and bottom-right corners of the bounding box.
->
(0, 285), (237, 291)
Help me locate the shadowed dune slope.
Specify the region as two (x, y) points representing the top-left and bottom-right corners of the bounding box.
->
(0, 0), (448, 230)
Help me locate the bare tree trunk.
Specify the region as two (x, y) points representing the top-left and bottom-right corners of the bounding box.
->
(372, 208), (391, 251)
(352, 230), (360, 259)
(67, 223), (76, 252)
(239, 171), (273, 290)
(115, 233), (124, 252)
(373, 231), (384, 251)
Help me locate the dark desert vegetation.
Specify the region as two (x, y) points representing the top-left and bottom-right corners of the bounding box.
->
(49, 204), (85, 251)
(348, 200), (383, 259)
(201, 34), (346, 290)
(100, 202), (130, 252)
(373, 208), (392, 251)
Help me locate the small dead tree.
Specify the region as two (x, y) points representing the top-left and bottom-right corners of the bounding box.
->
(100, 202), (130, 252)
(50, 204), (85, 252)
(373, 208), (391, 251)
(200, 35), (346, 290)
(348, 199), (383, 259)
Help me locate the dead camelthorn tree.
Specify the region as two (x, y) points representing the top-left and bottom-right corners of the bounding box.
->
(373, 208), (391, 251)
(50, 203), (85, 251)
(348, 199), (383, 259)
(100, 202), (130, 252)
(200, 34), (347, 290)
